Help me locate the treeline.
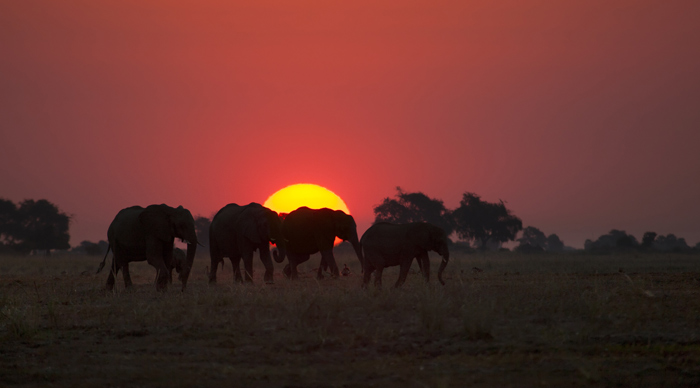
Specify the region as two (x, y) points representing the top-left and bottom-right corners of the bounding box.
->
(584, 230), (699, 253)
(2, 193), (699, 255)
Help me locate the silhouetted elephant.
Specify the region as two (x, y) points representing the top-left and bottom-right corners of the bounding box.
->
(208, 202), (287, 284)
(96, 204), (198, 291)
(281, 207), (363, 280)
(361, 222), (449, 288)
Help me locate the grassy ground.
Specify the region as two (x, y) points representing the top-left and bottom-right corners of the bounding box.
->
(1, 250), (700, 387)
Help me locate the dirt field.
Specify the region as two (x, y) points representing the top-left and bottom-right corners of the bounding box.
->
(2, 250), (700, 387)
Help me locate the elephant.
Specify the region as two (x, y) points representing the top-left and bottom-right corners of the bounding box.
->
(281, 206), (363, 280)
(96, 204), (198, 291)
(360, 222), (450, 288)
(208, 202), (287, 284)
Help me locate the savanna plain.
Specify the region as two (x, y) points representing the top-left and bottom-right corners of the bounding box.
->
(2, 249), (700, 387)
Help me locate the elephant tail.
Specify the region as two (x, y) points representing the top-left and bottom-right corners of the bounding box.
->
(96, 244), (111, 274)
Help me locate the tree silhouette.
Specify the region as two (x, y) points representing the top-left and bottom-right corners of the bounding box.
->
(517, 226), (547, 250)
(0, 198), (70, 255)
(72, 240), (109, 255)
(515, 226), (565, 253)
(373, 187), (453, 236)
(194, 215), (211, 250)
(641, 231), (657, 250)
(546, 234), (565, 252)
(584, 230), (638, 252)
(654, 234), (690, 252)
(0, 199), (20, 250)
(451, 192), (522, 249)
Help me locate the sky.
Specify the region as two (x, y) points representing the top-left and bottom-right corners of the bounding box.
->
(1, 0), (699, 248)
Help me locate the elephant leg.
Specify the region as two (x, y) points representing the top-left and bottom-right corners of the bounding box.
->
(163, 247), (174, 285)
(374, 266), (384, 288)
(231, 256), (243, 282)
(145, 241), (169, 291)
(316, 262), (324, 279)
(258, 245), (275, 284)
(106, 257), (119, 291)
(167, 268), (173, 284)
(362, 260), (374, 288)
(394, 260), (412, 288)
(417, 252), (430, 283)
(152, 267), (169, 291)
(318, 257), (330, 275)
(123, 263), (133, 288)
(209, 257), (221, 284)
(286, 252), (308, 280)
(242, 250), (255, 283)
(209, 241), (222, 284)
(320, 249), (340, 278)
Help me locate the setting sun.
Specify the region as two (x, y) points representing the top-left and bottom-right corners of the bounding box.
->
(263, 183), (350, 215)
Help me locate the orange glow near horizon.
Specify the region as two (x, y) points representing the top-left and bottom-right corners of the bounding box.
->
(264, 183), (350, 215)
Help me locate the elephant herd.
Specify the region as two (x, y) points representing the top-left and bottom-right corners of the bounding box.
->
(96, 202), (451, 291)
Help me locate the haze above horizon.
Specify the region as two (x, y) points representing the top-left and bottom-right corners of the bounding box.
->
(1, 1), (699, 248)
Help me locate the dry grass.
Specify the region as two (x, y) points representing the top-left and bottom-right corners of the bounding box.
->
(2, 250), (700, 387)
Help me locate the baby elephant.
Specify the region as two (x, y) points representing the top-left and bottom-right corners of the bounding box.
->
(361, 222), (450, 288)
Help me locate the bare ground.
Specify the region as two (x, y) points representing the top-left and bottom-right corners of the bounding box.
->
(2, 251), (700, 387)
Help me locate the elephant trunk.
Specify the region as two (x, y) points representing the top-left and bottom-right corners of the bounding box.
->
(179, 241), (197, 291)
(273, 243), (286, 264)
(350, 237), (364, 273)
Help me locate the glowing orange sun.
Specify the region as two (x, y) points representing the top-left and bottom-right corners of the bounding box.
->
(264, 183), (350, 216)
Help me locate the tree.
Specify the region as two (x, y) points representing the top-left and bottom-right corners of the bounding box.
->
(654, 234), (690, 252)
(18, 199), (71, 254)
(373, 187), (453, 236)
(516, 226), (566, 253)
(451, 192), (522, 249)
(0, 198), (71, 255)
(584, 230), (638, 252)
(72, 240), (109, 256)
(546, 234), (565, 252)
(194, 215), (211, 250)
(517, 226), (547, 250)
(0, 199), (20, 249)
(641, 231), (657, 249)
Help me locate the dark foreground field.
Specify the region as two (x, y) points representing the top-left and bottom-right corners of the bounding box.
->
(2, 251), (700, 387)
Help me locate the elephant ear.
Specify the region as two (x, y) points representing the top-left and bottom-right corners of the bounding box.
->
(139, 205), (174, 242)
(407, 223), (431, 251)
(331, 210), (354, 239)
(428, 224), (446, 247)
(243, 210), (268, 244)
(264, 209), (282, 243)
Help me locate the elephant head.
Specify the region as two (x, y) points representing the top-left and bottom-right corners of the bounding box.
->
(139, 204), (198, 290)
(240, 205), (287, 264)
(409, 223), (450, 285)
(331, 210), (364, 267)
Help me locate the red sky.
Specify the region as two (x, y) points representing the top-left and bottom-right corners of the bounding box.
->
(2, 1), (699, 248)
